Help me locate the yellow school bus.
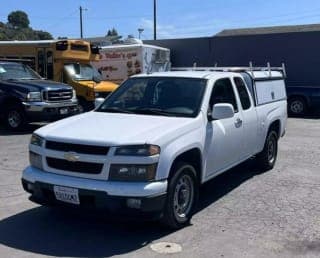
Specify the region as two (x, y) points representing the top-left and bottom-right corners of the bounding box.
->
(0, 39), (118, 111)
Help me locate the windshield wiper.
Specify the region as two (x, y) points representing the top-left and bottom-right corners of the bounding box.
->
(133, 107), (176, 116)
(97, 107), (134, 114)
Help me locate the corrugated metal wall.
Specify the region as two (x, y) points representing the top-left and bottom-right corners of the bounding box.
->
(146, 31), (320, 87)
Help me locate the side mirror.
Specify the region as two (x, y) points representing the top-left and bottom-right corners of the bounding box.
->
(95, 98), (105, 108)
(93, 74), (102, 83)
(211, 103), (235, 120)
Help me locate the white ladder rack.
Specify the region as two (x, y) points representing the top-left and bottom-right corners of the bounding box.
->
(172, 62), (287, 79)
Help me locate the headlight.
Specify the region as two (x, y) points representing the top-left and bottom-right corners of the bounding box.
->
(72, 90), (77, 99)
(115, 145), (160, 156)
(27, 91), (41, 101)
(30, 134), (44, 147)
(109, 164), (157, 182)
(29, 151), (43, 170)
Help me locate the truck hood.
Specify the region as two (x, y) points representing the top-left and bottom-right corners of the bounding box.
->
(4, 79), (72, 92)
(73, 80), (118, 92)
(35, 111), (201, 146)
(95, 81), (118, 92)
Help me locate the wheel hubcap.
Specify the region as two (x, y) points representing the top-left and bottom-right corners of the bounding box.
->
(173, 174), (194, 221)
(8, 111), (21, 128)
(267, 137), (276, 164)
(290, 100), (303, 114)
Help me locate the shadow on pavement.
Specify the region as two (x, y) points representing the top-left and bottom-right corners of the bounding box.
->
(0, 123), (45, 136)
(288, 108), (320, 119)
(0, 159), (265, 257)
(0, 207), (171, 257)
(197, 159), (264, 213)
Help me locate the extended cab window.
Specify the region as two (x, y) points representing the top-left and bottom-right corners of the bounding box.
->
(210, 78), (238, 113)
(234, 77), (251, 110)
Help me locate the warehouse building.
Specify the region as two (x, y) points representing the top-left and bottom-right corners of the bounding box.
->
(145, 24), (320, 87)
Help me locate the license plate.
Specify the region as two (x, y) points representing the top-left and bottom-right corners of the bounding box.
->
(53, 185), (80, 205)
(59, 108), (69, 115)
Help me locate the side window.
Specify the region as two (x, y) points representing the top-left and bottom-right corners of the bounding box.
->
(210, 78), (238, 113)
(234, 77), (251, 110)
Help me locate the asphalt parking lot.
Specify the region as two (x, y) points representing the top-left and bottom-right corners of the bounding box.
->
(0, 117), (319, 258)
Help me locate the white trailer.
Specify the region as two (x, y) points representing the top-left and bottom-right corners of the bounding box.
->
(92, 42), (170, 84)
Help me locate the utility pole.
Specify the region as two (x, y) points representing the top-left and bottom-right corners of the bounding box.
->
(153, 0), (157, 40)
(79, 6), (87, 38)
(138, 28), (144, 39)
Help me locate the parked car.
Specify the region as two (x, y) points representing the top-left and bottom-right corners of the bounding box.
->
(22, 66), (287, 228)
(0, 62), (79, 130)
(286, 86), (320, 115)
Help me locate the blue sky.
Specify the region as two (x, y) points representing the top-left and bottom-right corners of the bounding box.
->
(1, 0), (320, 39)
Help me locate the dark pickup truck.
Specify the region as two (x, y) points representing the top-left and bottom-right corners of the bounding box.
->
(286, 86), (320, 115)
(0, 62), (79, 130)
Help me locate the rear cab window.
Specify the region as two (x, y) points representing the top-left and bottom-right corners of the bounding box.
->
(233, 77), (252, 110)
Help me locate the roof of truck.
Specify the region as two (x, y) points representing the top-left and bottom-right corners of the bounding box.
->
(99, 43), (169, 51)
(132, 70), (284, 80)
(132, 71), (235, 79)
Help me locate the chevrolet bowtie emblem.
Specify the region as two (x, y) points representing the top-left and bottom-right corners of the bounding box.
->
(64, 152), (80, 162)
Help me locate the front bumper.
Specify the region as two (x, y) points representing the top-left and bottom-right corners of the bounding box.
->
(23, 100), (79, 121)
(22, 166), (167, 215)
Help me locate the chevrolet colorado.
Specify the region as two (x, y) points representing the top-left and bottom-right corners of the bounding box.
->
(22, 66), (287, 228)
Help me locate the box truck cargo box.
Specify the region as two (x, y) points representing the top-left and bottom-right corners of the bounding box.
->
(92, 42), (170, 84)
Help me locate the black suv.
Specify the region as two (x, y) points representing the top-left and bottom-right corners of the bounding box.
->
(0, 62), (79, 130)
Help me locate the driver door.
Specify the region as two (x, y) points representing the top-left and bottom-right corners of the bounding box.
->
(204, 78), (244, 178)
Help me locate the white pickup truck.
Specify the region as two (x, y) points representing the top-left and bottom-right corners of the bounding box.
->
(22, 66), (287, 228)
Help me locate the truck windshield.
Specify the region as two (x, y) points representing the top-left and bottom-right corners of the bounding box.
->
(0, 63), (42, 80)
(64, 63), (102, 82)
(96, 77), (207, 117)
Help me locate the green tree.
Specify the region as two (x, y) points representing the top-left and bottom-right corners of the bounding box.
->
(35, 30), (53, 40)
(0, 10), (53, 40)
(8, 10), (30, 29)
(106, 28), (119, 36)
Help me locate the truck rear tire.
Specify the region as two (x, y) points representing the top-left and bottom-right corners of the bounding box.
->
(4, 104), (26, 131)
(161, 162), (198, 229)
(288, 97), (307, 116)
(256, 130), (278, 171)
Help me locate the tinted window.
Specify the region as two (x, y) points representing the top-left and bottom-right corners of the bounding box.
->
(210, 78), (238, 112)
(234, 77), (251, 110)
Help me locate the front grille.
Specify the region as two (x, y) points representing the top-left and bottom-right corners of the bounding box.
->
(44, 90), (73, 102)
(46, 157), (103, 174)
(46, 141), (109, 155)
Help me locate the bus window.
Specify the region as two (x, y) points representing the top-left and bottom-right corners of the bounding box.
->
(56, 41), (68, 51)
(46, 51), (53, 80)
(22, 57), (36, 70)
(37, 50), (45, 77)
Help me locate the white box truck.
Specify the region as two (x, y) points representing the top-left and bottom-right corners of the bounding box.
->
(92, 41), (170, 84)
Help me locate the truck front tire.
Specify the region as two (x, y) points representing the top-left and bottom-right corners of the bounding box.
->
(4, 104), (26, 130)
(256, 130), (278, 171)
(162, 162), (198, 229)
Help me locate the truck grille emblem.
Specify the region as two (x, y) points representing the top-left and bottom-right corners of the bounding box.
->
(64, 152), (80, 162)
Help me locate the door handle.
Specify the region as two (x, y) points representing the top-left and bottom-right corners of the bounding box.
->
(235, 118), (243, 128)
